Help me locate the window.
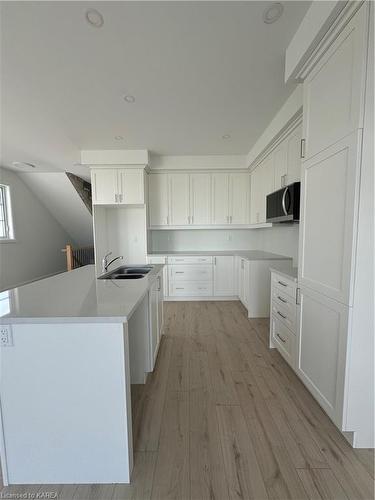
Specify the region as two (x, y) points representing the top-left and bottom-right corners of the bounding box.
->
(0, 291), (10, 317)
(0, 184), (14, 240)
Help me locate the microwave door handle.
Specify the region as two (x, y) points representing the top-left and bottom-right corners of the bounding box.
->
(282, 187), (288, 216)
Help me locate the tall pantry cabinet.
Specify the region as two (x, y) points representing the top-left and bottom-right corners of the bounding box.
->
(296, 2), (373, 447)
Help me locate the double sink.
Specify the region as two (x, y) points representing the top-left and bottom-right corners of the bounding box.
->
(98, 266), (153, 280)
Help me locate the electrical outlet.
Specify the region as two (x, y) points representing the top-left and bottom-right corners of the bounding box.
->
(0, 325), (13, 347)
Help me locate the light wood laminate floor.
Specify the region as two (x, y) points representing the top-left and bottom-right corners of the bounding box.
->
(1, 302), (373, 499)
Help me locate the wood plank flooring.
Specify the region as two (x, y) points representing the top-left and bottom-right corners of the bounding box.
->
(1, 301), (373, 499)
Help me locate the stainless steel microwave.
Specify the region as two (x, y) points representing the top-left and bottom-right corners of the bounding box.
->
(266, 182), (300, 223)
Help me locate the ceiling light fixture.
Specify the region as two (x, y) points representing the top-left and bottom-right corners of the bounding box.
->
(123, 95), (135, 103)
(114, 135), (124, 140)
(12, 161), (36, 170)
(222, 134), (231, 140)
(263, 2), (284, 24)
(85, 8), (104, 28)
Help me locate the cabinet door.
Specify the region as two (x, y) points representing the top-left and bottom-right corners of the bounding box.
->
(213, 256), (234, 296)
(157, 274), (164, 335)
(259, 155), (274, 223)
(169, 173), (190, 225)
(273, 141), (288, 190)
(296, 286), (348, 427)
(212, 173), (229, 224)
(190, 173), (211, 225)
(119, 169), (144, 204)
(149, 281), (160, 369)
(230, 173), (249, 224)
(298, 131), (361, 305)
(250, 167), (261, 224)
(91, 169), (118, 205)
(286, 124), (302, 184)
(149, 174), (169, 226)
(302, 4), (368, 160)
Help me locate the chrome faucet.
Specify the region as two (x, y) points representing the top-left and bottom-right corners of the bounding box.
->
(102, 252), (123, 273)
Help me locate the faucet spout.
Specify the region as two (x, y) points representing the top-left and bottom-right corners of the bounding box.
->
(102, 253), (124, 273)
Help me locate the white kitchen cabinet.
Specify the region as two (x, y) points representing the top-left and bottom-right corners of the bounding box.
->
(238, 258), (248, 307)
(91, 168), (118, 205)
(230, 173), (249, 224)
(296, 286), (348, 427)
(148, 174), (169, 226)
(149, 279), (160, 368)
(285, 124), (302, 184)
(190, 173), (211, 225)
(298, 131), (361, 306)
(302, 4), (368, 161)
(250, 155), (274, 224)
(147, 255), (169, 298)
(213, 256), (235, 296)
(118, 169), (145, 204)
(273, 141), (288, 190)
(91, 168), (145, 205)
(271, 315), (296, 370)
(212, 173), (230, 224)
(169, 173), (190, 225)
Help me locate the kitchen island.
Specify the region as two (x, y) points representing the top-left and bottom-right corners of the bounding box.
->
(0, 264), (164, 486)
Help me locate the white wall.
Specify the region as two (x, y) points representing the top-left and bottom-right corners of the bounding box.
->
(256, 225), (299, 266)
(0, 168), (73, 290)
(20, 172), (93, 247)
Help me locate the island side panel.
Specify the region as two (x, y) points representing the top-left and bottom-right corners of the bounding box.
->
(0, 322), (132, 484)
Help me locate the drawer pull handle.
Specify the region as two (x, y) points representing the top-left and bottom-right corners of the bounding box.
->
(176, 287), (185, 290)
(175, 272), (185, 274)
(277, 311), (287, 319)
(278, 280), (287, 287)
(198, 287), (207, 290)
(277, 296), (287, 303)
(276, 333), (286, 343)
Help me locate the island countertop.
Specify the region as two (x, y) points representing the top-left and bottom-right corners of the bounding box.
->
(1, 264), (164, 324)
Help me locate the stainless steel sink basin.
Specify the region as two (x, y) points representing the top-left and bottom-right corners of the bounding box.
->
(98, 265), (153, 280)
(110, 274), (144, 280)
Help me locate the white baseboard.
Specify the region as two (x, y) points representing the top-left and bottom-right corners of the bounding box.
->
(164, 296), (238, 302)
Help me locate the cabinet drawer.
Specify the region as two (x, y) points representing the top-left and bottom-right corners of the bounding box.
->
(169, 265), (213, 281)
(168, 256), (213, 265)
(147, 255), (167, 264)
(169, 282), (212, 297)
(271, 315), (296, 369)
(271, 289), (296, 332)
(271, 272), (296, 299)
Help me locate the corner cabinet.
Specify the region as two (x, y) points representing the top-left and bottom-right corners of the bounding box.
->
(91, 167), (145, 205)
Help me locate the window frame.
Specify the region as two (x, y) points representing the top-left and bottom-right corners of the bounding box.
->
(0, 184), (15, 241)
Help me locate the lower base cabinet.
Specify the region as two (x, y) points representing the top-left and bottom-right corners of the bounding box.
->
(296, 286), (348, 428)
(213, 256), (235, 296)
(271, 315), (296, 369)
(149, 273), (164, 369)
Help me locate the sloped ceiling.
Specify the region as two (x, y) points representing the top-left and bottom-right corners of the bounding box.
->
(1, 1), (310, 178)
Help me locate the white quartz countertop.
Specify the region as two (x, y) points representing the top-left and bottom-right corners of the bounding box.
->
(1, 264), (164, 324)
(270, 267), (298, 282)
(149, 250), (292, 261)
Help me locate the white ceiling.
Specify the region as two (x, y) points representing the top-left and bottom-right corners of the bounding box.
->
(0, 1), (310, 178)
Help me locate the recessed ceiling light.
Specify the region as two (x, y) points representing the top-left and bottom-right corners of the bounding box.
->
(85, 8), (104, 28)
(263, 2), (284, 24)
(222, 134), (231, 140)
(123, 95), (135, 103)
(12, 161), (36, 170)
(114, 135), (124, 140)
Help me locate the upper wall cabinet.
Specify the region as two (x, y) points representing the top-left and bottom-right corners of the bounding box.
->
(190, 173), (211, 225)
(148, 171), (249, 228)
(149, 174), (169, 225)
(91, 168), (145, 205)
(302, 4), (368, 161)
(273, 123), (302, 190)
(250, 154), (274, 224)
(169, 173), (190, 225)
